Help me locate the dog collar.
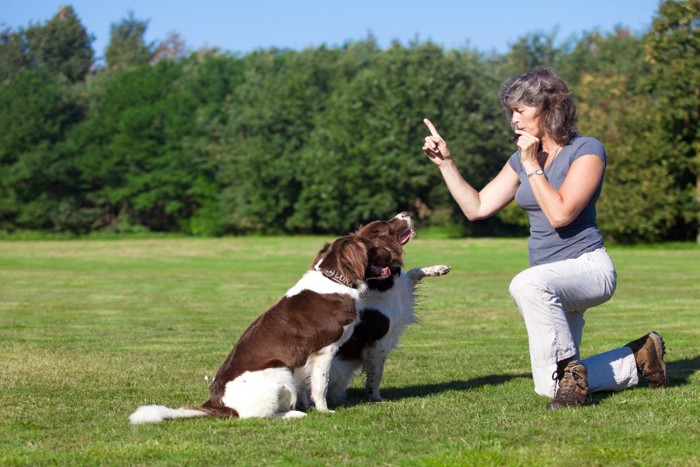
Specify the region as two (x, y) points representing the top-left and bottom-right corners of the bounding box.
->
(315, 266), (355, 288)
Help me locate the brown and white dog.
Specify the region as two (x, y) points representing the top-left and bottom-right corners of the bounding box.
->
(327, 212), (451, 404)
(129, 233), (401, 423)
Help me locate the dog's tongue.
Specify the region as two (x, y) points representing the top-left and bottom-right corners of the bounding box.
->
(399, 230), (416, 245)
(371, 265), (392, 278)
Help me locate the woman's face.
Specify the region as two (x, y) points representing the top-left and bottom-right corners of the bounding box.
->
(510, 103), (543, 138)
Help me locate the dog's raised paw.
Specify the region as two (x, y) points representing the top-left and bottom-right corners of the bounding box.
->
(422, 265), (451, 276)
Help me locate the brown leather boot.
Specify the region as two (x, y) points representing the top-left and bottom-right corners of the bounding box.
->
(625, 331), (669, 388)
(547, 361), (592, 410)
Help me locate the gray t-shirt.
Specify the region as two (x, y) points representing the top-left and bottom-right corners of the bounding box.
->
(508, 134), (606, 266)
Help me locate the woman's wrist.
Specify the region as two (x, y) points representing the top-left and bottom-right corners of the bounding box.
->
(438, 159), (460, 176)
(521, 160), (540, 174)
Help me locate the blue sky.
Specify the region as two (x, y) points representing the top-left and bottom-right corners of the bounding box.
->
(4, 0), (662, 60)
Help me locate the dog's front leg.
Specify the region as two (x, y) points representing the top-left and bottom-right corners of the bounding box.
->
(307, 348), (335, 412)
(407, 265), (451, 286)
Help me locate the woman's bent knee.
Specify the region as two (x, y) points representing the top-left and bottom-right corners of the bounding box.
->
(509, 269), (539, 302)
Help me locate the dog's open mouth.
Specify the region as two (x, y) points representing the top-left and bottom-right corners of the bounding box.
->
(398, 229), (416, 245)
(370, 265), (392, 279)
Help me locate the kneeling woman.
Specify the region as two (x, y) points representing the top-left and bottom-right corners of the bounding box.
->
(420, 66), (668, 409)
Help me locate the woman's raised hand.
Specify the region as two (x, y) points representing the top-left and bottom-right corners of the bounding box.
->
(422, 118), (452, 167)
(514, 129), (541, 169)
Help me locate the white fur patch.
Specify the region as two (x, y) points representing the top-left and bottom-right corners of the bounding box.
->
(285, 270), (365, 298)
(221, 367), (304, 419)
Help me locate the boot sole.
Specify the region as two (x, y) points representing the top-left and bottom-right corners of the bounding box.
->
(648, 331), (669, 388)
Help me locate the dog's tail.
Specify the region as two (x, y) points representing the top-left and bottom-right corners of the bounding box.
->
(129, 404), (238, 424)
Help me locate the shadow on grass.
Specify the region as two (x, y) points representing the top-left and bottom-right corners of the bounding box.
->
(342, 356), (700, 407)
(666, 355), (700, 386)
(342, 372), (531, 406)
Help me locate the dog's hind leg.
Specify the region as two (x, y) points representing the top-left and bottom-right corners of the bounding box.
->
(261, 378), (307, 419)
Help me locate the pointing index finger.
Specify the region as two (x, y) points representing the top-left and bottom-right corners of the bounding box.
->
(423, 118), (441, 139)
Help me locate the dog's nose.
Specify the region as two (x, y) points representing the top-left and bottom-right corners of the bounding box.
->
(396, 211), (409, 219)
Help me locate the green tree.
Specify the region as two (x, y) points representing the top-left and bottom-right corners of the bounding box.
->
(0, 6), (93, 84)
(105, 12), (153, 70)
(0, 26), (30, 83)
(171, 50), (246, 235)
(25, 5), (93, 83)
(3, 15), (694, 241)
(497, 31), (563, 77)
(554, 29), (684, 242)
(577, 73), (680, 242)
(291, 42), (510, 234)
(644, 0), (700, 242)
(70, 62), (208, 232)
(558, 27), (649, 87)
(218, 45), (356, 233)
(0, 70), (83, 230)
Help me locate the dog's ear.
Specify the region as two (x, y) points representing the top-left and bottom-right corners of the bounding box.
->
(311, 242), (332, 269)
(370, 236), (404, 270)
(338, 235), (369, 283)
(320, 235), (368, 284)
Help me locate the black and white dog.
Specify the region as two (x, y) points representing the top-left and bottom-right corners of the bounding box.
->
(327, 212), (451, 404)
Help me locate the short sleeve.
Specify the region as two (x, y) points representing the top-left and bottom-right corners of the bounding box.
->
(572, 137), (606, 165)
(507, 150), (522, 175)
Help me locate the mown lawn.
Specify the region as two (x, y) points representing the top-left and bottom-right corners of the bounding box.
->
(1, 237), (698, 465)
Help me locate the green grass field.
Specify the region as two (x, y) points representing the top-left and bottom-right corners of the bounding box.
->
(1, 237), (698, 465)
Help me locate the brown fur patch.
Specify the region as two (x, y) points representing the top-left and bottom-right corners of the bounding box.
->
(189, 404), (239, 419)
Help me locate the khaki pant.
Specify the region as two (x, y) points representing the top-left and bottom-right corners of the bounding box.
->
(509, 248), (638, 397)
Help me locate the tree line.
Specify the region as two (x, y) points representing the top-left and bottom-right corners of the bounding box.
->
(0, 1), (698, 242)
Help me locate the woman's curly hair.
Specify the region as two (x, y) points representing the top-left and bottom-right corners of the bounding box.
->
(499, 66), (577, 146)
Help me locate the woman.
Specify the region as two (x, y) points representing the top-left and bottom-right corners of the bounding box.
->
(421, 66), (668, 409)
